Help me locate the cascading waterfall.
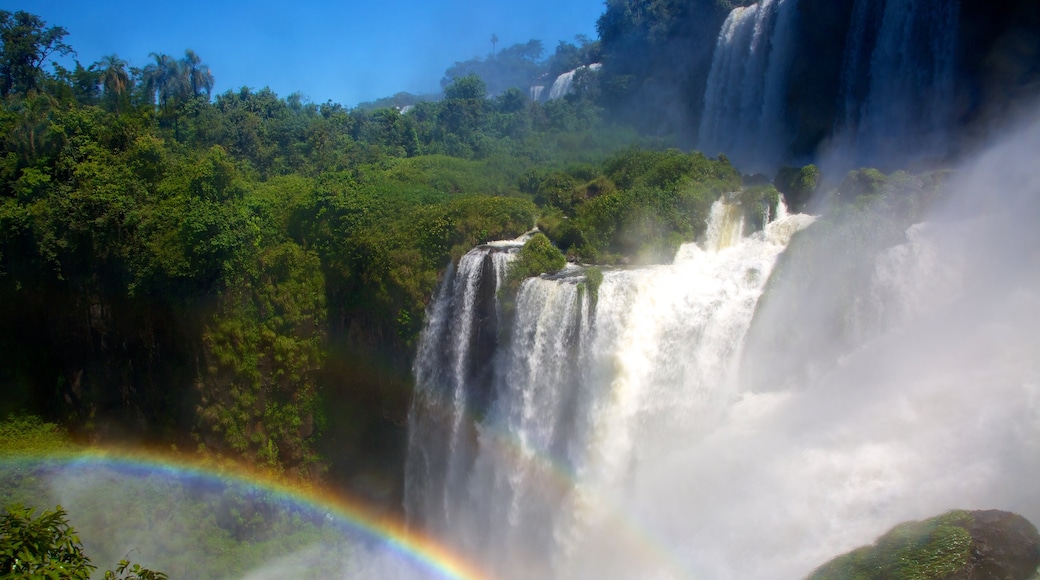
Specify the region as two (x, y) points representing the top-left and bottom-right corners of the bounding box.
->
(836, 0), (959, 168)
(547, 64), (602, 101)
(405, 240), (522, 535)
(697, 0), (799, 174)
(406, 199), (817, 578)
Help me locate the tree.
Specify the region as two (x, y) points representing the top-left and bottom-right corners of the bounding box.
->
(98, 54), (130, 112)
(491, 33), (498, 57)
(0, 10), (74, 97)
(444, 73), (487, 101)
(181, 49), (214, 98)
(141, 52), (184, 110)
(440, 74), (488, 141)
(441, 39), (543, 97)
(0, 504), (168, 579)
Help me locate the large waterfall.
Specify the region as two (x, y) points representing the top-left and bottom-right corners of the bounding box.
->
(835, 0), (960, 168)
(406, 200), (820, 578)
(405, 108), (1040, 578)
(697, 0), (799, 174)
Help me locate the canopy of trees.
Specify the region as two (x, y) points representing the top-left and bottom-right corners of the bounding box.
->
(0, 10), (739, 503)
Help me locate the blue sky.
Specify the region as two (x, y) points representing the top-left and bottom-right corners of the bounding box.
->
(17, 0), (605, 106)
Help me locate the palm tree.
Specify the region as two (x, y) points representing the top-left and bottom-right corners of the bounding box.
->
(181, 49), (214, 98)
(491, 33), (498, 58)
(141, 52), (184, 110)
(97, 54), (129, 112)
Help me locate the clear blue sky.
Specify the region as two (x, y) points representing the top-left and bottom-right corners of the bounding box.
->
(17, 0), (606, 106)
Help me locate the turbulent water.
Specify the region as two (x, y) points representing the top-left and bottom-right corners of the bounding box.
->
(698, 0), (799, 173)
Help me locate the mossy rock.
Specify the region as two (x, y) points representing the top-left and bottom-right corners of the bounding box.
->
(734, 185), (782, 233)
(773, 164), (820, 212)
(838, 168), (888, 201)
(807, 510), (1040, 580)
(502, 233), (566, 296)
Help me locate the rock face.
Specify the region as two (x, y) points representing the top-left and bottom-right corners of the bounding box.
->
(807, 510), (1040, 580)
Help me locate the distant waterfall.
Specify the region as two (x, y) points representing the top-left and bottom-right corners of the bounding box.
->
(836, 0), (959, 168)
(548, 63), (602, 101)
(405, 199), (814, 578)
(698, 0), (799, 174)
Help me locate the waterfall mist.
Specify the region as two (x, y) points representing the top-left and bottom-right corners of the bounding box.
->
(404, 107), (1040, 578)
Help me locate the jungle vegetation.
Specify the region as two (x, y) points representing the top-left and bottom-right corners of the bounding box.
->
(0, 10), (743, 500)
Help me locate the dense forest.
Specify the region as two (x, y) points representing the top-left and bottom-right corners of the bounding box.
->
(2, 0), (1039, 514)
(0, 9), (755, 507)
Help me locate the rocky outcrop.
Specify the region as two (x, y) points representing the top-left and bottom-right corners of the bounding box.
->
(807, 510), (1040, 580)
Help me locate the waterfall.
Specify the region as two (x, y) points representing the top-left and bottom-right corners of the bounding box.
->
(548, 64), (602, 101)
(697, 0), (799, 174)
(405, 241), (521, 534)
(405, 199), (816, 578)
(836, 0), (959, 169)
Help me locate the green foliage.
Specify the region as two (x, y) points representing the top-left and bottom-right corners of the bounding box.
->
(0, 503), (170, 579)
(0, 9), (728, 485)
(1, 465), (348, 580)
(838, 167), (888, 201)
(0, 414), (72, 455)
(518, 232), (567, 274)
(535, 171), (580, 212)
(442, 40), (544, 96)
(0, 504), (94, 579)
(773, 163), (819, 211)
(595, 0), (733, 131)
(104, 559), (171, 580)
(0, 11), (74, 98)
(557, 148), (740, 264)
(198, 241), (327, 472)
(808, 511), (974, 580)
(579, 265), (604, 308)
(503, 233), (566, 295)
(734, 184), (781, 232)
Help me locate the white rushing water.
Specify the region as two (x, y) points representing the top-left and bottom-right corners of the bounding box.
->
(406, 200), (824, 578)
(405, 240), (522, 536)
(698, 0), (799, 174)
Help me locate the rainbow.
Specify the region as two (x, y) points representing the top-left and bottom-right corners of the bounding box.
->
(0, 447), (489, 580)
